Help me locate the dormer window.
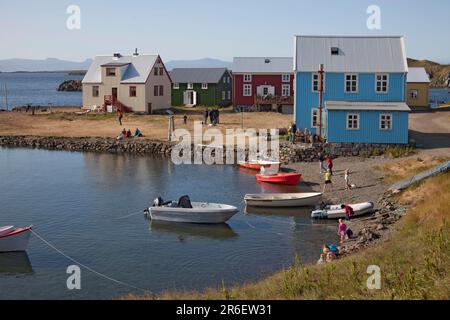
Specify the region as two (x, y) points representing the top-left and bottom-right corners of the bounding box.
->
(331, 47), (339, 55)
(106, 68), (116, 77)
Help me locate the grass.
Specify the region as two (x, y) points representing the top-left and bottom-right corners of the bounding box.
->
(47, 112), (117, 121)
(124, 169), (450, 300)
(384, 146), (416, 158)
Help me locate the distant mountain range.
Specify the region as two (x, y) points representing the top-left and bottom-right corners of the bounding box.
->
(0, 57), (232, 73)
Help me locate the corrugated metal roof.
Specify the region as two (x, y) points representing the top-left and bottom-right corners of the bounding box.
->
(407, 67), (430, 83)
(326, 101), (411, 111)
(232, 57), (293, 74)
(82, 54), (158, 84)
(294, 36), (408, 73)
(169, 68), (229, 83)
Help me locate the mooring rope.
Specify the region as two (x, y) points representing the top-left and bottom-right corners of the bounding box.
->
(30, 229), (150, 294)
(113, 210), (144, 220)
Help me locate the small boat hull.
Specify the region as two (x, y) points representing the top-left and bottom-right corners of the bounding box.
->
(148, 202), (239, 224)
(0, 227), (32, 253)
(256, 173), (301, 186)
(244, 193), (322, 207)
(311, 202), (374, 219)
(239, 161), (280, 171)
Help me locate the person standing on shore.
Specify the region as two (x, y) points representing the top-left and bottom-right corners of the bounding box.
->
(318, 151), (325, 174)
(117, 109), (124, 126)
(204, 110), (209, 125)
(344, 169), (351, 190)
(291, 122), (297, 144)
(327, 155), (334, 175)
(323, 169), (333, 193)
(183, 114), (187, 125)
(338, 219), (347, 242)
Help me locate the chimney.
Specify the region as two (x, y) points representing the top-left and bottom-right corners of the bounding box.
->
(133, 48), (139, 56)
(112, 53), (122, 60)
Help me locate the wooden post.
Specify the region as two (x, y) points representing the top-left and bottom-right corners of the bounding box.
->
(318, 64), (324, 142)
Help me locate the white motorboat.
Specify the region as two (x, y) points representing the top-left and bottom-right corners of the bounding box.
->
(144, 196), (239, 224)
(311, 202), (375, 219)
(244, 193), (322, 207)
(0, 226), (32, 253)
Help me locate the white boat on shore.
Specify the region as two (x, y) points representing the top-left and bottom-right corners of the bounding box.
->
(311, 202), (374, 219)
(144, 196), (239, 224)
(244, 193), (322, 207)
(0, 226), (32, 253)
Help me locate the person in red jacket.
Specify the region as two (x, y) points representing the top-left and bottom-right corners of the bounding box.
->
(341, 204), (354, 220)
(326, 155), (334, 175)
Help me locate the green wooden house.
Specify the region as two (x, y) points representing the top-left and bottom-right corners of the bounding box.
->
(170, 68), (232, 107)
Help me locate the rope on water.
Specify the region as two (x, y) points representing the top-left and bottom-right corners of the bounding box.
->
(30, 229), (150, 294)
(244, 218), (284, 237)
(113, 210), (144, 220)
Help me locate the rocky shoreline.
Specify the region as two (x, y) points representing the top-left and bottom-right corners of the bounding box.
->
(57, 80), (82, 92)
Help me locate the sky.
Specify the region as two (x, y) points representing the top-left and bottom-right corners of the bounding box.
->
(0, 0), (449, 63)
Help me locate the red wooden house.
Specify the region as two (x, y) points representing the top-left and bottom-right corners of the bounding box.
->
(232, 57), (294, 113)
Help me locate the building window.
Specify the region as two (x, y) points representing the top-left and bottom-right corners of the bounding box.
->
(345, 74), (358, 93)
(106, 68), (116, 77)
(410, 89), (419, 100)
(243, 84), (252, 96)
(282, 74), (290, 83)
(282, 84), (290, 97)
(227, 77), (231, 84)
(159, 67), (164, 76)
(154, 68), (158, 76)
(346, 113), (360, 130)
(311, 108), (319, 128)
(129, 86), (137, 97)
(202, 83), (208, 90)
(380, 113), (392, 130)
(312, 73), (325, 92)
(173, 83), (179, 89)
(243, 74), (252, 82)
(159, 85), (164, 96)
(154, 85), (159, 96)
(227, 91), (231, 100)
(222, 91), (226, 100)
(187, 83), (193, 89)
(376, 74), (389, 93)
(92, 86), (99, 97)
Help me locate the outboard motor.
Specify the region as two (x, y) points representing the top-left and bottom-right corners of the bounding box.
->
(177, 195), (193, 209)
(153, 197), (164, 207)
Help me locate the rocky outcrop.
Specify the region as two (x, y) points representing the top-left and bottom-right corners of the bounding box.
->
(57, 80), (82, 92)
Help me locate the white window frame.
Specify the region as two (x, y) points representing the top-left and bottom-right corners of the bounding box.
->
(202, 83), (208, 90)
(312, 73), (325, 92)
(345, 73), (358, 93)
(243, 84), (252, 97)
(311, 108), (319, 128)
(410, 89), (419, 100)
(222, 91), (226, 100)
(227, 91), (231, 100)
(243, 74), (252, 83)
(281, 84), (290, 97)
(346, 113), (360, 130)
(375, 74), (389, 94)
(173, 83), (179, 89)
(187, 83), (193, 89)
(282, 74), (290, 83)
(379, 113), (393, 131)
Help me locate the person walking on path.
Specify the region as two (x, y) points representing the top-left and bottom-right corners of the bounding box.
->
(204, 110), (209, 125)
(183, 114), (187, 125)
(323, 169), (333, 193)
(338, 219), (347, 242)
(117, 109), (124, 126)
(344, 169), (351, 190)
(327, 155), (334, 175)
(318, 151), (326, 174)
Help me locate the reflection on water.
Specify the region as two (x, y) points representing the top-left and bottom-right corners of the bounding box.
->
(0, 147), (338, 299)
(245, 206), (312, 217)
(149, 220), (238, 241)
(0, 252), (33, 275)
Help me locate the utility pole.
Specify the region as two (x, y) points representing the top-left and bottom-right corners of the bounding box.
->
(318, 64), (324, 142)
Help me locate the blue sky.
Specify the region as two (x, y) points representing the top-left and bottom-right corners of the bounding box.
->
(1, 0), (449, 63)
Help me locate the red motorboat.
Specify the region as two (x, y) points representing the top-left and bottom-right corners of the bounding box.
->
(255, 173), (302, 186)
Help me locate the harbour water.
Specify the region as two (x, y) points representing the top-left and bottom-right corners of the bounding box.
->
(0, 147), (336, 299)
(0, 72), (83, 108)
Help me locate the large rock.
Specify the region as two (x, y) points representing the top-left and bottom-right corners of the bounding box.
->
(57, 80), (82, 92)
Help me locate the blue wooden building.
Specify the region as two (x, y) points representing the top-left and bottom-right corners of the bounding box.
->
(294, 36), (410, 144)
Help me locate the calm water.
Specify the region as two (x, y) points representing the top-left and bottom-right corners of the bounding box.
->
(0, 148), (336, 300)
(0, 72), (83, 108)
(429, 88), (450, 107)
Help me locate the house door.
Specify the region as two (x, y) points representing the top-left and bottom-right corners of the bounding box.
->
(257, 85), (275, 96)
(147, 103), (152, 114)
(112, 88), (118, 100)
(183, 91), (197, 105)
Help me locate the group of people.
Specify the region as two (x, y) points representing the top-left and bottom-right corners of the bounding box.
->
(319, 152), (353, 193)
(203, 109), (220, 126)
(288, 123), (318, 144)
(318, 215), (355, 264)
(117, 128), (143, 140)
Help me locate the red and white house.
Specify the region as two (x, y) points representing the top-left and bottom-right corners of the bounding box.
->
(232, 57), (294, 113)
